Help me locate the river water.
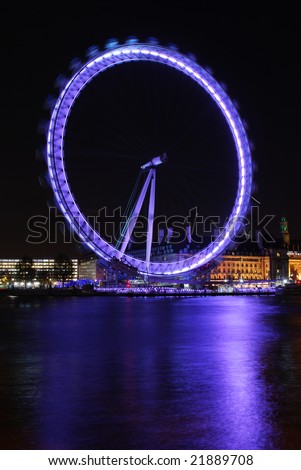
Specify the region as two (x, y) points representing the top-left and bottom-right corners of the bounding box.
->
(0, 294), (301, 450)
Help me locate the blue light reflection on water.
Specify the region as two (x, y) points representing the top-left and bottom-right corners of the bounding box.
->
(0, 295), (301, 450)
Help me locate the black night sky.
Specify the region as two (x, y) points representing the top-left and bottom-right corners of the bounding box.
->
(0, 4), (300, 258)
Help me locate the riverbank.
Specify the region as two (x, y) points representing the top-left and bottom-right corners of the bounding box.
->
(0, 287), (276, 298)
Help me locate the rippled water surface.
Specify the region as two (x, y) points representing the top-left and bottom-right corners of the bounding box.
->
(1, 294), (301, 450)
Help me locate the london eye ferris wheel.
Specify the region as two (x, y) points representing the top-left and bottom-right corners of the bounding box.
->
(43, 37), (253, 278)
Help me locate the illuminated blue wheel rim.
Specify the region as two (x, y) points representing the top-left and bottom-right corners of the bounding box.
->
(46, 42), (252, 276)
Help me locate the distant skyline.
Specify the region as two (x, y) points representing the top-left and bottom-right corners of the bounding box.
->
(0, 5), (300, 258)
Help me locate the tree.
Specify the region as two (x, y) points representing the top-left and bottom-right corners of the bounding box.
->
(53, 254), (73, 287)
(15, 256), (36, 283)
(37, 270), (51, 288)
(0, 270), (12, 287)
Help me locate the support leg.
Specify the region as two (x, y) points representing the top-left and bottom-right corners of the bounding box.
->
(146, 169), (156, 265)
(119, 170), (153, 255)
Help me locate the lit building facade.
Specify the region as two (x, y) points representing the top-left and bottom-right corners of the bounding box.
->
(121, 240), (273, 285)
(79, 254), (107, 284)
(210, 253), (270, 282)
(0, 258), (78, 284)
(78, 239), (292, 286)
(287, 251), (301, 282)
